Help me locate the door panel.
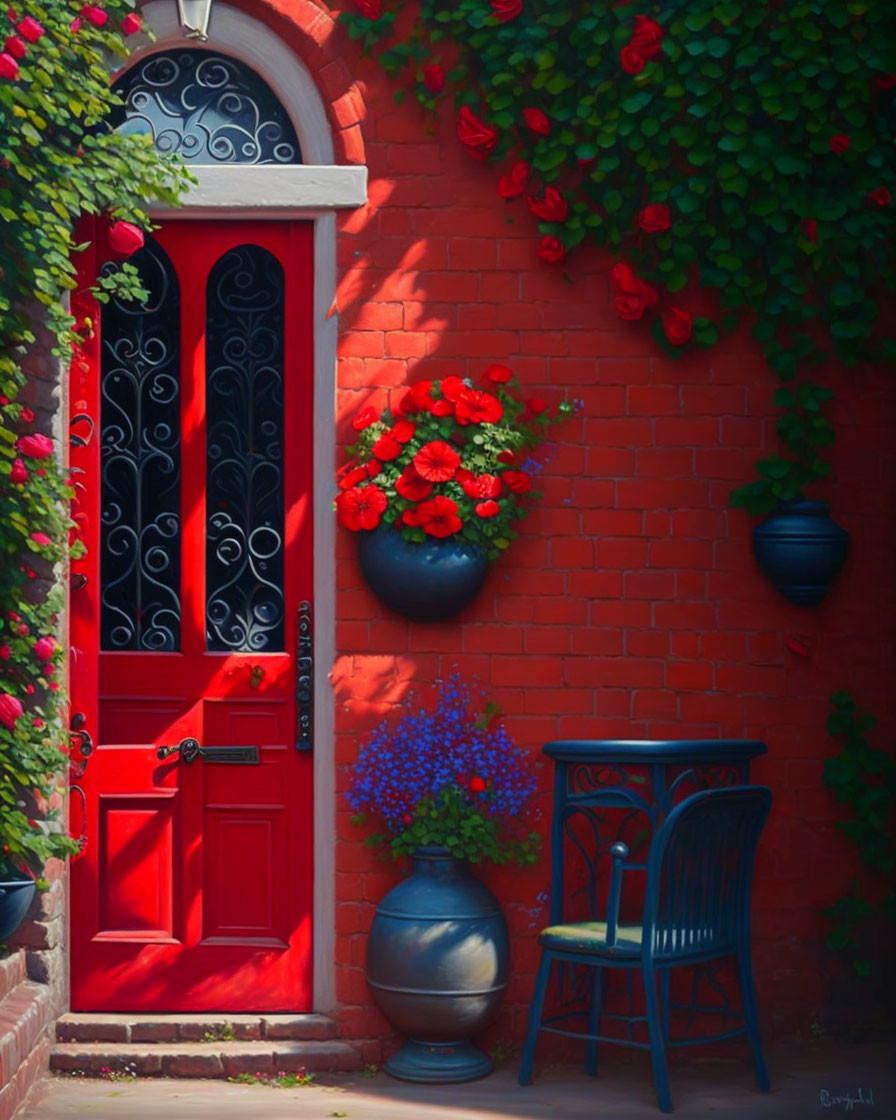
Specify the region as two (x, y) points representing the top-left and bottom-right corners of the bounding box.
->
(69, 221), (314, 1011)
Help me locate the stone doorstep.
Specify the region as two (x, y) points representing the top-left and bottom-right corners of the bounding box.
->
(55, 1012), (339, 1044)
(49, 1040), (361, 1079)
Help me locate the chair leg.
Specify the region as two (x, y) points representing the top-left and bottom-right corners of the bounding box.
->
(660, 969), (670, 1044)
(584, 965), (604, 1077)
(643, 965), (673, 1113)
(519, 950), (553, 1086)
(737, 948), (770, 1092)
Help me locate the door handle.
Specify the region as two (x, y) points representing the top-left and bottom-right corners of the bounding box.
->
(156, 738), (259, 765)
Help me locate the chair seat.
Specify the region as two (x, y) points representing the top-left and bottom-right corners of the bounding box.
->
(539, 921), (643, 956)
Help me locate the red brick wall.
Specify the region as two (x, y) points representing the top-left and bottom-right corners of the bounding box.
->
(254, 1), (896, 1055)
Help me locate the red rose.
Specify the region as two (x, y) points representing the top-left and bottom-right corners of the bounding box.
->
(527, 186), (568, 223)
(414, 440), (461, 482)
(391, 419), (416, 443)
(3, 34), (25, 57)
(16, 433), (53, 458)
(417, 495), (463, 538)
(335, 484), (387, 531)
(613, 282), (657, 321)
(661, 306), (693, 346)
(80, 5), (108, 28)
(456, 105), (498, 161)
(475, 500), (500, 519)
(801, 218), (818, 243)
(522, 107), (550, 136)
(0, 51), (18, 79)
(0, 645), (10, 660)
(108, 220), (144, 257)
(9, 457), (27, 483)
(352, 405), (378, 431)
(454, 388), (503, 426)
(873, 73), (896, 90)
(353, 0), (382, 17)
(526, 397), (548, 414)
(20, 406), (33, 421)
(30, 531), (51, 545)
(469, 775), (488, 792)
(121, 12), (142, 35)
(868, 186), (891, 207)
(338, 464), (370, 491)
(0, 692), (23, 731)
(462, 473), (502, 499)
(423, 62), (444, 94)
(16, 16), (44, 42)
(638, 203), (671, 233)
(483, 363), (512, 383)
(70, 16), (81, 31)
(610, 262), (641, 294)
(497, 160), (529, 199)
(490, 0), (521, 22)
(630, 14), (664, 60)
(33, 636), (55, 661)
(620, 46), (645, 75)
(537, 235), (566, 263)
(502, 470), (533, 494)
(371, 434), (402, 461)
(829, 134), (850, 153)
(395, 465), (433, 502)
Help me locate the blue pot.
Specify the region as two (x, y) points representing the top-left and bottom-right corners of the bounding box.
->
(752, 499), (849, 606)
(358, 529), (488, 621)
(366, 847), (509, 1083)
(0, 876), (36, 942)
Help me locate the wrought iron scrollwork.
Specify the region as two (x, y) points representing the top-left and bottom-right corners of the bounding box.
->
(296, 600), (313, 751)
(205, 245), (285, 652)
(110, 50), (302, 165)
(100, 237), (182, 651)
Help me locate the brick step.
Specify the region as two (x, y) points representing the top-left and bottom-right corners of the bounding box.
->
(49, 1039), (361, 1079)
(0, 976), (55, 1120)
(55, 1012), (339, 1044)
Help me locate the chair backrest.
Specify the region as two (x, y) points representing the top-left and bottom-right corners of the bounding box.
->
(642, 785), (772, 961)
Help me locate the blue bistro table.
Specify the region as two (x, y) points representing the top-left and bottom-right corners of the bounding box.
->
(542, 739), (767, 925)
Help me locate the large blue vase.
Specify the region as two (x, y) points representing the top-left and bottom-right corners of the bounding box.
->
(751, 499), (849, 606)
(0, 875), (36, 942)
(358, 529), (488, 621)
(365, 847), (509, 1082)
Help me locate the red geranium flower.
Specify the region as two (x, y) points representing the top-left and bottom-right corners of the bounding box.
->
(537, 235), (566, 263)
(497, 160), (529, 199)
(431, 398), (453, 416)
(15, 433), (53, 458)
(630, 14), (664, 59)
(527, 186), (568, 223)
(402, 380), (435, 413)
(391, 419), (416, 443)
(829, 134), (850, 153)
(417, 495), (463, 538)
(502, 470), (533, 494)
(455, 388), (503, 426)
(335, 484), (387, 531)
(462, 473), (503, 499)
(638, 203), (671, 233)
(414, 440), (461, 481)
(469, 775), (488, 792)
(457, 105), (499, 161)
(338, 465), (370, 491)
(483, 363), (512, 383)
(620, 46), (645, 75)
(395, 465), (433, 502)
(352, 405), (378, 431)
(475, 500), (500, 519)
(526, 397), (548, 415)
(522, 107), (550, 136)
(439, 376), (467, 402)
(490, 0), (521, 22)
(423, 62), (445, 94)
(661, 306), (693, 346)
(372, 434), (402, 461)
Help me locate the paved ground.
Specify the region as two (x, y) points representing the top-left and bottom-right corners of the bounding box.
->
(22, 1036), (895, 1119)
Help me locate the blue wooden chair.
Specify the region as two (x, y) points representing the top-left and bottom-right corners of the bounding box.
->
(518, 785), (772, 1112)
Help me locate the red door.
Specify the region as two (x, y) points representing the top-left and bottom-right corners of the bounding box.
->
(69, 221), (314, 1011)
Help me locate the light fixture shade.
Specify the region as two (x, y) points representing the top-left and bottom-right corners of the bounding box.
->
(176, 0), (213, 40)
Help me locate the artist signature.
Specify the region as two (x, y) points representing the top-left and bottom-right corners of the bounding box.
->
(820, 1088), (875, 1111)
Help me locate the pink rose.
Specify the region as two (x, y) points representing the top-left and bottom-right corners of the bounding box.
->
(0, 692), (23, 731)
(121, 13), (142, 35)
(16, 433), (53, 458)
(10, 457), (28, 483)
(0, 51), (19, 79)
(16, 16), (44, 43)
(80, 5), (108, 27)
(33, 636), (55, 661)
(30, 531), (51, 546)
(3, 34), (26, 58)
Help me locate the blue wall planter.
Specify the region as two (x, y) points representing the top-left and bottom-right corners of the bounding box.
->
(752, 499), (849, 606)
(0, 874), (36, 942)
(358, 529), (488, 621)
(365, 847), (509, 1082)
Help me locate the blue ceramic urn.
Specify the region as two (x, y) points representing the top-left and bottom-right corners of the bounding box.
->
(358, 529), (488, 621)
(0, 874), (36, 942)
(752, 499), (849, 606)
(365, 847), (509, 1082)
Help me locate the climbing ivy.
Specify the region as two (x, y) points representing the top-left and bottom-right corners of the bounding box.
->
(340, 1), (895, 513)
